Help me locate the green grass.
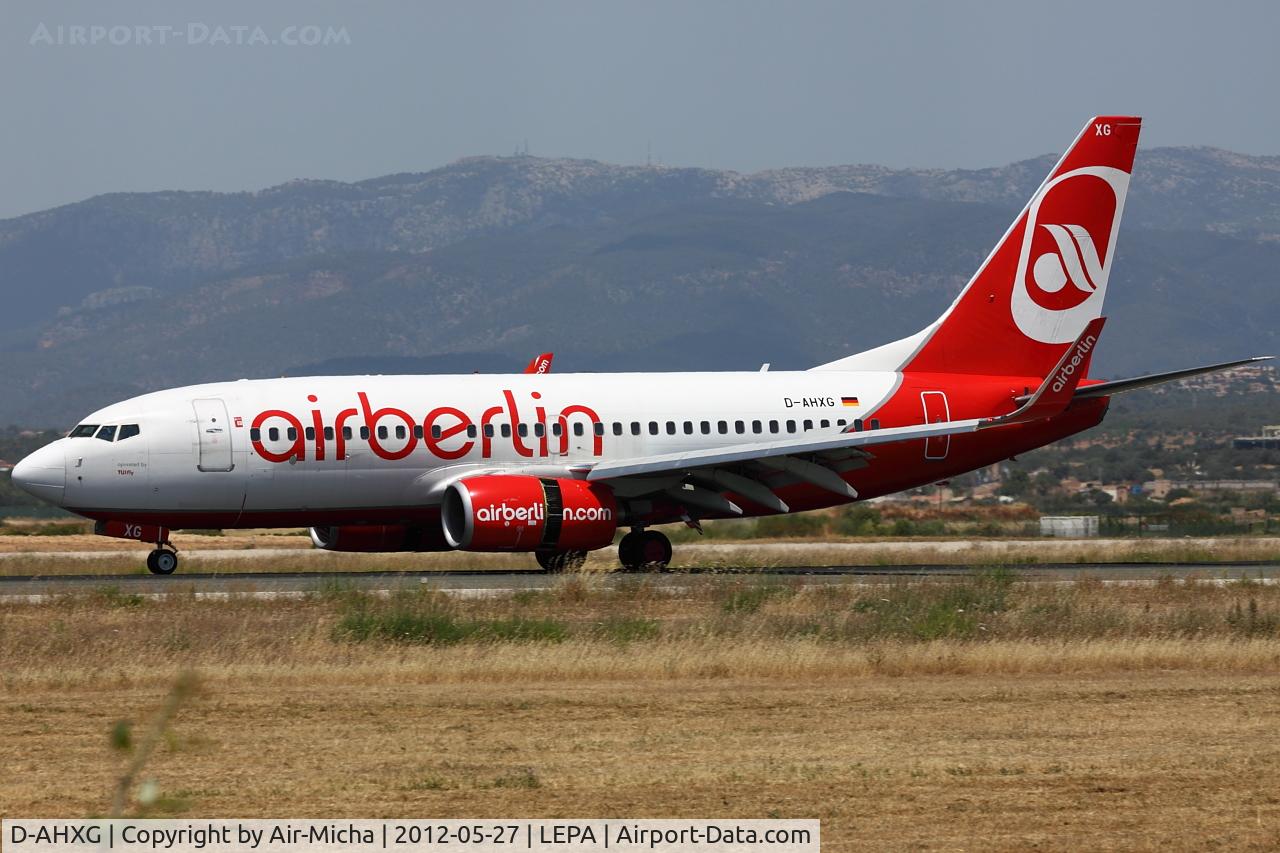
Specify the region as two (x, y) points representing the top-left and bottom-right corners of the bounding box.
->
(592, 616), (661, 645)
(335, 594), (568, 645)
(719, 582), (795, 614)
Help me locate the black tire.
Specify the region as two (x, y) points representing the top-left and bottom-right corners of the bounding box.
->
(535, 549), (587, 573)
(147, 549), (178, 575)
(618, 530), (672, 572)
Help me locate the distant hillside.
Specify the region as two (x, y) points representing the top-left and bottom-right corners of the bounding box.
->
(1, 147), (1278, 426)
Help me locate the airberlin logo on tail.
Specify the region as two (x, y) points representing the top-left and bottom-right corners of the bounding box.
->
(1032, 224), (1102, 308)
(1011, 167), (1130, 344)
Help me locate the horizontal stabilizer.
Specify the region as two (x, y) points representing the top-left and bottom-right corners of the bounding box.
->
(1074, 356), (1274, 399)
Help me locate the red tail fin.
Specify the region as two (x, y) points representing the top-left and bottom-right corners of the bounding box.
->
(524, 352), (554, 374)
(816, 116), (1140, 377)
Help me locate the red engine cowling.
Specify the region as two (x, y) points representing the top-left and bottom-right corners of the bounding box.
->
(309, 524), (450, 553)
(441, 475), (618, 552)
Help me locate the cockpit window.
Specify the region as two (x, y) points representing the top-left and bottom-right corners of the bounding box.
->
(117, 424), (141, 441)
(69, 424), (99, 438)
(95, 425), (117, 442)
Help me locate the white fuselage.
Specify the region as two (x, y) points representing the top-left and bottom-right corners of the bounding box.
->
(24, 370), (902, 523)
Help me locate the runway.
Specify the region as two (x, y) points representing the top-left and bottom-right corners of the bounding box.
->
(2, 561), (1277, 601)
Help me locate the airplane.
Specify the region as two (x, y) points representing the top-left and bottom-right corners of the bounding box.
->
(11, 115), (1272, 575)
(524, 353), (554, 374)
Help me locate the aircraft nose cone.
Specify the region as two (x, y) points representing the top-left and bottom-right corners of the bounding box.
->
(11, 443), (66, 505)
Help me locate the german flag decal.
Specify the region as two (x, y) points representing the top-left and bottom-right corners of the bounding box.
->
(841, 396), (860, 407)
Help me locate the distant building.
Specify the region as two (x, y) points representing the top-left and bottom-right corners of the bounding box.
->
(1233, 425), (1280, 449)
(1142, 478), (1278, 496)
(1040, 516), (1100, 537)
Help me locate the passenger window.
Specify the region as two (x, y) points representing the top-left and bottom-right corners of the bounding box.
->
(594, 422), (605, 436)
(269, 427), (280, 442)
(69, 424), (99, 438)
(631, 422), (641, 436)
(483, 424), (495, 438)
(649, 422), (659, 435)
(432, 424), (443, 439)
(768, 420), (779, 434)
(752, 420), (762, 434)
(700, 421), (710, 435)
(803, 420), (813, 431)
(467, 425), (478, 439)
(836, 419), (847, 427)
(573, 422), (584, 437)
(870, 418), (881, 430)
(288, 427), (298, 441)
(500, 424), (511, 438)
(717, 421), (728, 434)
(305, 427), (315, 441)
(360, 426), (370, 440)
(413, 425), (423, 439)
(250, 428), (261, 442)
(377, 426), (388, 440)
(395, 425), (407, 440)
(517, 423), (528, 437)
(118, 424), (141, 441)
(820, 419), (830, 429)
(666, 422), (676, 435)
(552, 423), (563, 436)
(534, 423), (545, 437)
(786, 420), (796, 432)
(342, 427), (353, 440)
(612, 423), (623, 436)
(95, 425), (117, 442)
(853, 419), (864, 432)
(735, 420), (745, 434)
(683, 422), (693, 435)
(324, 426), (335, 441)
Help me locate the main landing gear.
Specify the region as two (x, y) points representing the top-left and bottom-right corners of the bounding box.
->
(146, 545), (179, 576)
(534, 529), (673, 573)
(535, 549), (588, 573)
(617, 528), (672, 572)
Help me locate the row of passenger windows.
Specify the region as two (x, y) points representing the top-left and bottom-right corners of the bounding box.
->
(68, 423), (141, 442)
(249, 417), (883, 444)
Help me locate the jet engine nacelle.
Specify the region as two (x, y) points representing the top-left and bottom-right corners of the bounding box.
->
(309, 524), (450, 553)
(441, 475), (618, 552)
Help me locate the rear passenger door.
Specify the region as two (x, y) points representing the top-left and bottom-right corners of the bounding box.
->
(920, 391), (950, 460)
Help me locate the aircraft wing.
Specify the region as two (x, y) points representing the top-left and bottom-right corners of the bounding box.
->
(584, 321), (1104, 511)
(585, 417), (985, 483)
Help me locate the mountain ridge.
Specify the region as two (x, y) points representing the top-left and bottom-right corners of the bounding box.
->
(2, 146), (1278, 426)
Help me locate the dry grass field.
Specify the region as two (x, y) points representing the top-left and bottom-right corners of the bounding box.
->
(4, 573), (1280, 850)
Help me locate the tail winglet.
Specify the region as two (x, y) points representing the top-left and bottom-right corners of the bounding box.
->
(982, 317), (1106, 426)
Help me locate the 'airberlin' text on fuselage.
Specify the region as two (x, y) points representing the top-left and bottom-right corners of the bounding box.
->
(249, 390), (603, 463)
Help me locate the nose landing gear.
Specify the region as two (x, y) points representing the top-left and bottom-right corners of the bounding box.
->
(146, 545), (179, 575)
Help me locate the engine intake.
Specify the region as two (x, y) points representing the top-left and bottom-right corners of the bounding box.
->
(309, 524), (449, 553)
(442, 475), (617, 552)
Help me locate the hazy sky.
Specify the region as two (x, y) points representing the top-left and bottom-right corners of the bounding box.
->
(2, 0), (1277, 218)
